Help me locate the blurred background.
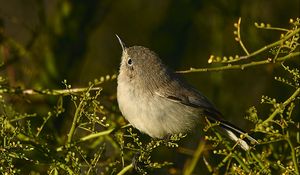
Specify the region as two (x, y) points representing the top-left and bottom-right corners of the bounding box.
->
(0, 0), (299, 174)
(1, 0), (299, 125)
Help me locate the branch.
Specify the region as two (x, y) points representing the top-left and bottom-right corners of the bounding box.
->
(116, 164), (134, 175)
(183, 140), (206, 175)
(67, 99), (85, 144)
(79, 128), (115, 142)
(234, 18), (250, 55)
(238, 28), (300, 60)
(177, 52), (300, 73)
(21, 87), (102, 95)
(177, 19), (300, 74)
(261, 87), (300, 125)
(286, 132), (299, 174)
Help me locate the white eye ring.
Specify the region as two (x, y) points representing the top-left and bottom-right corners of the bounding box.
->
(127, 58), (132, 66)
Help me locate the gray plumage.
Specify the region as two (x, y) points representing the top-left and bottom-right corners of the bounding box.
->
(116, 36), (257, 150)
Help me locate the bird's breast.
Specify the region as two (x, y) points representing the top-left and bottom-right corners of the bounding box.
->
(117, 78), (159, 136)
(117, 77), (200, 138)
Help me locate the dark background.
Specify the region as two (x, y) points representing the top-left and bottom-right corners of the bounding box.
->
(0, 0), (299, 174)
(1, 0), (298, 124)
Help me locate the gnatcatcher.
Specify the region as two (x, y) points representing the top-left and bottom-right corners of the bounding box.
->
(116, 35), (257, 150)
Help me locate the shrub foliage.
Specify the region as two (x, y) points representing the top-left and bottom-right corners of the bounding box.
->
(0, 18), (299, 174)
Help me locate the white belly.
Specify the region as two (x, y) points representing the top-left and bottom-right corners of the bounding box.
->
(117, 80), (198, 138)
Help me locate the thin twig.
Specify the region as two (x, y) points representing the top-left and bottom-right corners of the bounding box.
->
(286, 132), (299, 175)
(255, 23), (290, 32)
(236, 18), (250, 55)
(183, 140), (206, 175)
(67, 99), (85, 144)
(57, 161), (75, 174)
(239, 28), (300, 60)
(250, 152), (267, 171)
(21, 87), (102, 95)
(79, 128), (115, 142)
(177, 52), (299, 73)
(206, 25), (299, 64)
(214, 132), (250, 173)
(116, 164), (134, 175)
(262, 87), (300, 125)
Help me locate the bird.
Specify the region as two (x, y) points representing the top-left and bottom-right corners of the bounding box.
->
(116, 35), (257, 150)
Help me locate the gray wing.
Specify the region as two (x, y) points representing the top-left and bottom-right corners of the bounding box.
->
(154, 76), (223, 120)
(154, 76), (258, 147)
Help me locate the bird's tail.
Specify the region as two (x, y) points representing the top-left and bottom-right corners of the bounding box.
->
(205, 110), (257, 151)
(218, 120), (257, 150)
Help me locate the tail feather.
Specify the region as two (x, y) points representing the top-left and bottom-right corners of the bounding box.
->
(225, 130), (250, 150)
(219, 120), (258, 143)
(217, 120), (257, 151)
(204, 110), (257, 150)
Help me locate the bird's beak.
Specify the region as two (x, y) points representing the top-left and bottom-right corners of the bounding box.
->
(115, 34), (126, 52)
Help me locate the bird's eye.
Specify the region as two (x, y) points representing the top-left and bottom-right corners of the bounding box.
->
(127, 58), (132, 66)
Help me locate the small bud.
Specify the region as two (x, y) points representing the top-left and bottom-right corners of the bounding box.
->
(100, 76), (104, 82)
(267, 58), (273, 62)
(208, 55), (214, 64)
